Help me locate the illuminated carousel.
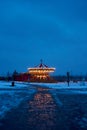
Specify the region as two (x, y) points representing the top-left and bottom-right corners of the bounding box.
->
(28, 60), (56, 82)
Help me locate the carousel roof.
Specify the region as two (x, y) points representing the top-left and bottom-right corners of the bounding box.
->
(35, 63), (48, 68)
(28, 60), (55, 73)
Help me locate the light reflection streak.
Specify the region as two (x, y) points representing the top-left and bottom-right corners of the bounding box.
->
(28, 87), (58, 130)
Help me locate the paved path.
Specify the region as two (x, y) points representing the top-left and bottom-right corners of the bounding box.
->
(0, 86), (87, 130)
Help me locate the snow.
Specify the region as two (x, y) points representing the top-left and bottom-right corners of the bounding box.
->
(31, 81), (87, 129)
(0, 81), (36, 119)
(0, 81), (29, 89)
(30, 81), (87, 92)
(0, 81), (87, 129)
(0, 81), (87, 127)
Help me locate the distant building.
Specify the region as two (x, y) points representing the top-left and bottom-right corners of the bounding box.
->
(14, 73), (29, 82)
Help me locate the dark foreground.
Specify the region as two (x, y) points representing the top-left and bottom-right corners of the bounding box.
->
(0, 86), (87, 130)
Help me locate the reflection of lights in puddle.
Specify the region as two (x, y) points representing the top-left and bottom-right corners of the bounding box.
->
(28, 91), (57, 128)
(29, 93), (56, 109)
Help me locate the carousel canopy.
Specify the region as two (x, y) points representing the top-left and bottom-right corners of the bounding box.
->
(28, 60), (55, 74)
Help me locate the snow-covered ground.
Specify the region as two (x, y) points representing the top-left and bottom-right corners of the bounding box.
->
(30, 81), (87, 93)
(0, 81), (29, 89)
(0, 81), (36, 120)
(30, 81), (87, 88)
(29, 81), (87, 129)
(30, 81), (87, 129)
(0, 81), (87, 129)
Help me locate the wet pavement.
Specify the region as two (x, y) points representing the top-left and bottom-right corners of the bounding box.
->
(0, 86), (87, 130)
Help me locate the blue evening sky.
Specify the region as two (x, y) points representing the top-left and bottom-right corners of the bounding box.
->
(0, 0), (87, 75)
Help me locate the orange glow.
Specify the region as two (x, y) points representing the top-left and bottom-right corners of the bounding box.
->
(28, 68), (55, 74)
(28, 88), (57, 129)
(27, 63), (56, 82)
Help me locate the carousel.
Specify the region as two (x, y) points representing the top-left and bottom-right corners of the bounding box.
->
(28, 60), (56, 82)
